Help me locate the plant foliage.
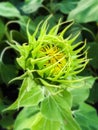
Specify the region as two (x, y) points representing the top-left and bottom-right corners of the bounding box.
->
(0, 0), (98, 130)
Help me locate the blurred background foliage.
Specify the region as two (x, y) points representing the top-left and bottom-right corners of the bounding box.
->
(0, 0), (98, 130)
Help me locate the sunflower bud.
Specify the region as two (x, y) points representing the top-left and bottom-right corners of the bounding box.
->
(15, 18), (88, 86)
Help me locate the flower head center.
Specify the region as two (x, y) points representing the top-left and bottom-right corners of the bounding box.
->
(41, 44), (66, 75)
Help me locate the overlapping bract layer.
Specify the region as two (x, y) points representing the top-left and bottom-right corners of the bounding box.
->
(15, 18), (88, 84)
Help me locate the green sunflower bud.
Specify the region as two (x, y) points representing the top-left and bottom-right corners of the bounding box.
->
(13, 18), (88, 86)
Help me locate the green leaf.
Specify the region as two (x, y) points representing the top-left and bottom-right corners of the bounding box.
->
(20, 0), (43, 14)
(31, 112), (61, 130)
(0, 19), (5, 41)
(74, 103), (98, 130)
(0, 61), (17, 84)
(87, 42), (98, 69)
(0, 2), (20, 18)
(88, 82), (98, 103)
(18, 16), (36, 34)
(6, 76), (44, 110)
(0, 98), (6, 112)
(41, 90), (72, 121)
(14, 107), (60, 130)
(0, 111), (14, 129)
(68, 0), (98, 22)
(70, 76), (95, 107)
(41, 90), (81, 130)
(58, 0), (79, 14)
(14, 106), (39, 130)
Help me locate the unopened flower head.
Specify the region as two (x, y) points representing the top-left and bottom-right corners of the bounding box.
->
(15, 18), (88, 84)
